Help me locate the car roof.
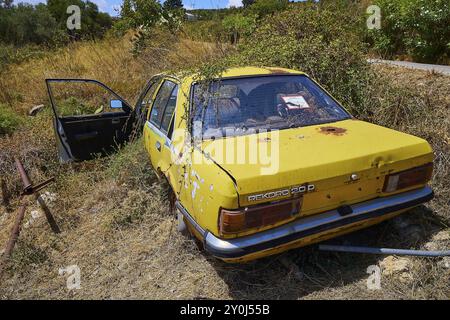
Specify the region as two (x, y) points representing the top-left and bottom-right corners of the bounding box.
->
(218, 66), (305, 78)
(164, 66), (305, 83)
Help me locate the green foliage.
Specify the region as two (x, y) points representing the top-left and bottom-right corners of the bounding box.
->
(47, 0), (113, 40)
(0, 43), (46, 71)
(0, 104), (23, 135)
(0, 0), (13, 8)
(182, 20), (227, 42)
(0, 3), (63, 46)
(234, 5), (371, 113)
(242, 0), (256, 8)
(0, 0), (112, 48)
(222, 13), (257, 43)
(187, 7), (243, 21)
(366, 0), (450, 63)
(163, 0), (183, 11)
(250, 0), (288, 17)
(57, 97), (97, 117)
(118, 0), (162, 29)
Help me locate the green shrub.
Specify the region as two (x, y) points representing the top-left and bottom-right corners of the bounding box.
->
(56, 97), (98, 117)
(222, 13), (257, 44)
(234, 5), (371, 113)
(182, 20), (227, 42)
(249, 0), (288, 17)
(366, 0), (450, 63)
(0, 43), (47, 71)
(0, 1), (112, 48)
(0, 104), (23, 135)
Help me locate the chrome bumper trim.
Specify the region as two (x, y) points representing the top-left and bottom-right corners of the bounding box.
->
(199, 186), (433, 259)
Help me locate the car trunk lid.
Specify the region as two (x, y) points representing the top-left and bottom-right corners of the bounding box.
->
(200, 119), (433, 215)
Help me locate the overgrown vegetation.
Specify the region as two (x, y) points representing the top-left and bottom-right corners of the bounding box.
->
(0, 104), (23, 135)
(0, 1), (449, 300)
(0, 0), (112, 46)
(0, 0), (113, 71)
(234, 4), (370, 113)
(365, 0), (450, 63)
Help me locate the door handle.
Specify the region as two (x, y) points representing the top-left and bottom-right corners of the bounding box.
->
(111, 118), (121, 125)
(155, 141), (161, 152)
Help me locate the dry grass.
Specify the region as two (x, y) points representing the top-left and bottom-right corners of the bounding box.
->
(0, 34), (449, 299)
(0, 31), (228, 114)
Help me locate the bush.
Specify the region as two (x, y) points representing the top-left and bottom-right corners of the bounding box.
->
(366, 0), (450, 63)
(0, 104), (23, 135)
(0, 1), (112, 48)
(0, 3), (64, 46)
(234, 5), (371, 113)
(249, 0), (288, 17)
(0, 43), (47, 71)
(182, 20), (226, 42)
(222, 13), (257, 44)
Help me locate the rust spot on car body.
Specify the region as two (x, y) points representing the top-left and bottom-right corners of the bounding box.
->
(319, 126), (347, 136)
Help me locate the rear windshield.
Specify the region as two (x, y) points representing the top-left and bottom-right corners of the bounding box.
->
(192, 75), (350, 139)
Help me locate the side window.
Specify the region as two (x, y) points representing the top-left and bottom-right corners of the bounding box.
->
(46, 80), (128, 117)
(149, 80), (176, 126)
(140, 79), (160, 120)
(160, 85), (178, 135)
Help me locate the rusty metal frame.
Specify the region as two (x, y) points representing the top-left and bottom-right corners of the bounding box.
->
(0, 158), (60, 277)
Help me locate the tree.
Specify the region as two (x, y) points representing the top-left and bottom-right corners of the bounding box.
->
(250, 0), (288, 17)
(222, 13), (257, 44)
(47, 0), (112, 40)
(163, 0), (183, 11)
(0, 3), (61, 45)
(0, 0), (112, 47)
(119, 0), (162, 28)
(0, 0), (13, 9)
(366, 0), (450, 63)
(242, 0), (255, 8)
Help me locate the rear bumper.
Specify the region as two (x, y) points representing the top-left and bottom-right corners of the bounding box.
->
(177, 186), (433, 260)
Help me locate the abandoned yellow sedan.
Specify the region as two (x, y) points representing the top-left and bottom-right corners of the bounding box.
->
(48, 67), (434, 262)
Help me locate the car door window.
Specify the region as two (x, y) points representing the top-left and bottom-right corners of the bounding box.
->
(47, 80), (128, 117)
(149, 80), (176, 126)
(139, 79), (160, 120)
(45, 79), (132, 162)
(160, 85), (178, 135)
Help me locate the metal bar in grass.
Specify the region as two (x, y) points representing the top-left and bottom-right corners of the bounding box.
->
(0, 201), (27, 277)
(14, 158), (60, 234)
(319, 244), (450, 257)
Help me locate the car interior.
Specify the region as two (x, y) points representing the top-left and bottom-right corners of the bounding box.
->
(196, 77), (348, 139)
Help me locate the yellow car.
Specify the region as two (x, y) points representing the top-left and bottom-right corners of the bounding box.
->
(47, 67), (434, 262)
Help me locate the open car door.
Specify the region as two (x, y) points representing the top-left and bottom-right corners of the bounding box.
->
(46, 79), (135, 162)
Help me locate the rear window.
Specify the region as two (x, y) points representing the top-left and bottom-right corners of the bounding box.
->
(192, 75), (350, 139)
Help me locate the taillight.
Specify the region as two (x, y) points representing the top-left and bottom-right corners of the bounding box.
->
(219, 198), (302, 235)
(383, 163), (433, 193)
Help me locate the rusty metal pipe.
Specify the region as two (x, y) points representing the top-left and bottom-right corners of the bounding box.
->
(14, 158), (32, 194)
(319, 244), (450, 257)
(36, 193), (60, 234)
(13, 158), (60, 234)
(0, 202), (27, 276)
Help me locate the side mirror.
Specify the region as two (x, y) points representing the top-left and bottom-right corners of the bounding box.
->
(110, 99), (124, 109)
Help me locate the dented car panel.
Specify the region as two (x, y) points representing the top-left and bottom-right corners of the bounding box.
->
(49, 67), (434, 262)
